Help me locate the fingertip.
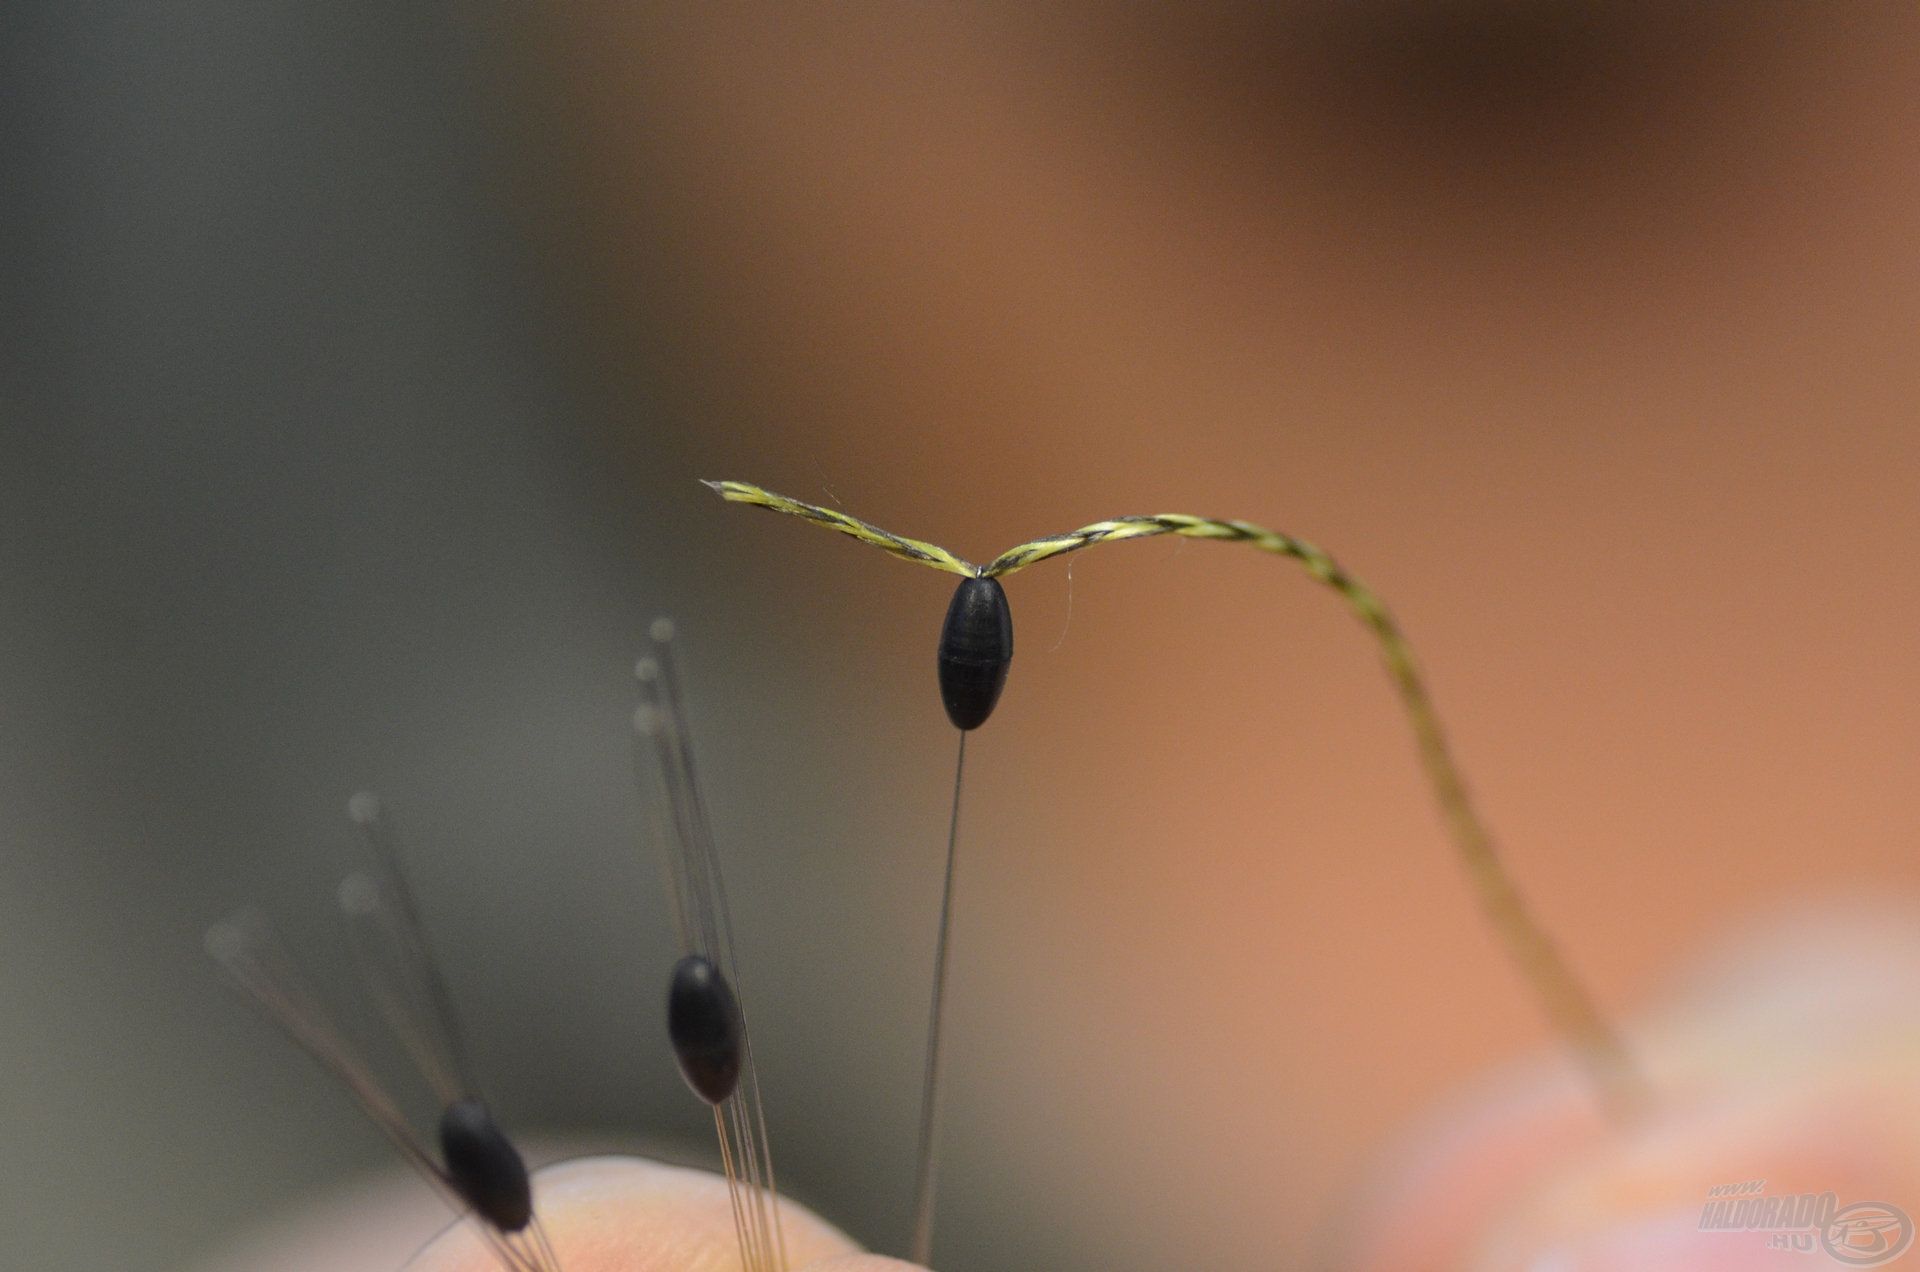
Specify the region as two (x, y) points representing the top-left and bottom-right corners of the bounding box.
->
(406, 1155), (864, 1272)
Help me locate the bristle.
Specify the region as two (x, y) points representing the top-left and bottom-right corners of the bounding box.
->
(909, 730), (969, 1266)
(210, 829), (561, 1270)
(631, 620), (789, 1270)
(345, 794), (476, 1101)
(205, 910), (454, 1216)
(337, 871), (463, 1107)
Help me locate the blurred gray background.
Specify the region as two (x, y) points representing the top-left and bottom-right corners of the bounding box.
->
(4, 5), (944, 1269)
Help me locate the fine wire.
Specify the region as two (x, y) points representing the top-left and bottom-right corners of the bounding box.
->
(749, 1059), (789, 1271)
(733, 1088), (774, 1271)
(644, 661), (791, 1270)
(641, 635), (739, 975)
(708, 479), (1647, 1120)
(503, 1224), (564, 1272)
(631, 698), (700, 953)
(640, 695), (774, 1269)
(337, 805), (563, 1269)
(634, 622), (789, 1270)
(636, 676), (759, 1270)
(1050, 557), (1076, 653)
(530, 1223), (566, 1272)
(338, 873), (462, 1109)
(528, 1220), (563, 1272)
(635, 665), (719, 957)
(206, 914), (426, 1169)
(714, 1105), (755, 1271)
(487, 1225), (548, 1272)
(722, 1086), (760, 1267)
(205, 914), (549, 1272)
(909, 730), (968, 1266)
(479, 1219), (549, 1272)
(737, 1069), (781, 1271)
(348, 794), (479, 1102)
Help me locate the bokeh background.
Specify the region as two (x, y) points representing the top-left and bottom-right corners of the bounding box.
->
(5, 4), (1919, 1270)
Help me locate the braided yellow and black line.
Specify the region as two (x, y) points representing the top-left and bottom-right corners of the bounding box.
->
(704, 480), (978, 577)
(707, 479), (1646, 1119)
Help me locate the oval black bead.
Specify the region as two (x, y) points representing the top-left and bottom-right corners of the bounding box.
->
(438, 1097), (533, 1233)
(668, 953), (743, 1105)
(936, 576), (1013, 731)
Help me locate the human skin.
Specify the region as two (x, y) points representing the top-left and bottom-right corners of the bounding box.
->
(1346, 910), (1920, 1270)
(403, 1157), (922, 1272)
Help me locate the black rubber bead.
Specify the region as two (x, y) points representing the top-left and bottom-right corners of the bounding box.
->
(668, 953), (744, 1105)
(438, 1097), (534, 1233)
(936, 577), (1013, 731)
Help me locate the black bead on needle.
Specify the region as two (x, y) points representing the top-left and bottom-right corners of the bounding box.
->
(911, 575), (1014, 1265)
(937, 577), (1014, 731)
(440, 1096), (537, 1235)
(668, 952), (745, 1105)
(208, 816), (563, 1272)
(340, 796), (562, 1271)
(337, 846), (551, 1258)
(633, 620), (788, 1272)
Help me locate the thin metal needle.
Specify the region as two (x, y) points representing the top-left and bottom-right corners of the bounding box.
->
(910, 729), (968, 1266)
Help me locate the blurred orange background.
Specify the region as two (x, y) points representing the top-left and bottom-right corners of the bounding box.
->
(526, 6), (1920, 1265)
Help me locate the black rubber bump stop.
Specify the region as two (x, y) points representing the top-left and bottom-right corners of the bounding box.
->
(668, 953), (744, 1105)
(937, 576), (1014, 731)
(438, 1097), (534, 1233)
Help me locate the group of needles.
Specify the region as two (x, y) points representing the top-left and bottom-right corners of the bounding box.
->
(209, 480), (1644, 1271)
(208, 627), (784, 1272)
